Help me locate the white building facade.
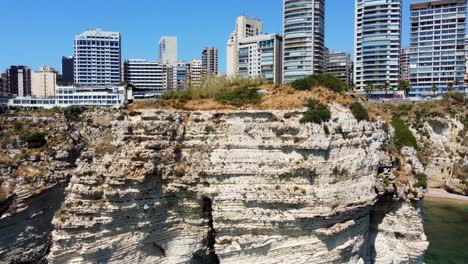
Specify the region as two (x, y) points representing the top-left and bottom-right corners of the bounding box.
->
(238, 34), (283, 84)
(123, 59), (165, 96)
(410, 0), (467, 94)
(227, 16), (263, 78)
(283, 0), (326, 83)
(189, 59), (203, 87)
(354, 0), (402, 90)
(159, 36), (178, 65)
(31, 67), (57, 98)
(74, 29), (121, 86)
(9, 86), (128, 109)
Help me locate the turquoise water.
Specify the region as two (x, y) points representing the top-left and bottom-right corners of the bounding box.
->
(424, 200), (468, 264)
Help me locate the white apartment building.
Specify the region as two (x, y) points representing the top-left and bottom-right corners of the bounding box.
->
(74, 29), (121, 85)
(123, 59), (165, 96)
(283, 0), (326, 83)
(354, 0), (402, 90)
(190, 59), (203, 87)
(227, 16), (263, 77)
(410, 0), (467, 94)
(238, 34), (283, 84)
(31, 67), (57, 98)
(159, 36), (178, 65)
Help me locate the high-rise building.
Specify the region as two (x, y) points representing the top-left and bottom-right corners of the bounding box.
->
(410, 0), (467, 93)
(31, 67), (57, 98)
(159, 36), (178, 65)
(238, 34), (283, 84)
(189, 59), (203, 87)
(0, 72), (8, 96)
(227, 16), (263, 77)
(465, 35), (468, 85)
(202, 47), (219, 78)
(400, 48), (411, 82)
(325, 50), (354, 87)
(354, 0), (402, 90)
(7, 66), (31, 97)
(74, 29), (121, 85)
(62, 56), (74, 85)
(283, 0), (326, 83)
(123, 60), (165, 95)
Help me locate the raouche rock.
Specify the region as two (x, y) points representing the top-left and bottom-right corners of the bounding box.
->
(0, 106), (429, 263)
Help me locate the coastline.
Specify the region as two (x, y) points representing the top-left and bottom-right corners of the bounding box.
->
(424, 188), (468, 206)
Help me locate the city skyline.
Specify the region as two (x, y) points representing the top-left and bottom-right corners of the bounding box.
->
(0, 0), (417, 74)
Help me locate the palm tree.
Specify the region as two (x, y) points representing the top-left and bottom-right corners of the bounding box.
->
(431, 84), (438, 95)
(364, 83), (374, 100)
(384, 81), (390, 95)
(447, 82), (454, 92)
(398, 80), (411, 97)
(454, 80), (460, 91)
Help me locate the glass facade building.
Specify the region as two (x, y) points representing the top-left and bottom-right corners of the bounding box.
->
(283, 0), (325, 83)
(123, 59), (165, 96)
(410, 0), (467, 94)
(354, 0), (402, 90)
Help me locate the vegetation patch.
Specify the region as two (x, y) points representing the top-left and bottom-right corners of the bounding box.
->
(443, 92), (466, 104)
(350, 102), (370, 122)
(215, 87), (262, 106)
(300, 99), (331, 124)
(63, 105), (85, 121)
(414, 173), (428, 189)
(391, 117), (417, 150)
(20, 131), (47, 148)
(291, 74), (348, 93)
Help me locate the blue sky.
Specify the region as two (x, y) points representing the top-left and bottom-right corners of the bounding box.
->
(0, 0), (413, 74)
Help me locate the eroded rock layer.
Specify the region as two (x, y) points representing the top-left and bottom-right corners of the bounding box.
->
(0, 107), (429, 263)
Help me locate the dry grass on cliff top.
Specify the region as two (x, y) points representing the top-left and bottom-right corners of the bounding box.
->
(129, 84), (353, 111)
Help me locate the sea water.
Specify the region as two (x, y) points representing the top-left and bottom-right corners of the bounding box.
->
(424, 200), (468, 264)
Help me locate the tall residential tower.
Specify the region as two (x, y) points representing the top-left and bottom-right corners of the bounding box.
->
(354, 0), (402, 90)
(202, 47), (219, 78)
(283, 0), (326, 83)
(227, 16), (263, 77)
(410, 0), (467, 93)
(159, 36), (178, 65)
(74, 29), (121, 85)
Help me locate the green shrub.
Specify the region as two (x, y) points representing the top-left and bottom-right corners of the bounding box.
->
(350, 102), (370, 122)
(391, 117), (417, 150)
(291, 74), (348, 93)
(444, 92), (466, 104)
(215, 87), (262, 106)
(300, 100), (331, 124)
(160, 76), (266, 102)
(160, 90), (193, 101)
(21, 131), (47, 148)
(63, 106), (84, 121)
(414, 173), (428, 189)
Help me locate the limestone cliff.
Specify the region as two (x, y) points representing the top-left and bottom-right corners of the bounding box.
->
(0, 106), (428, 263)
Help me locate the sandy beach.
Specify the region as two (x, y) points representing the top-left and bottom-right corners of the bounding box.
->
(425, 188), (468, 205)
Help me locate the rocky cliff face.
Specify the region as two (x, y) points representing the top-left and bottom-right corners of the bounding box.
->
(0, 106), (428, 263)
(411, 116), (467, 195)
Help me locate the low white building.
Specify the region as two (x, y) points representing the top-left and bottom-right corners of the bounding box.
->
(9, 86), (129, 109)
(31, 67), (57, 98)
